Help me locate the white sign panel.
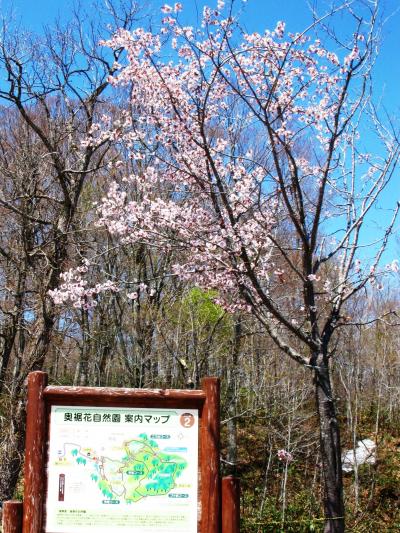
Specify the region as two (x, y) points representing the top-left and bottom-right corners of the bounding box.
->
(45, 406), (198, 533)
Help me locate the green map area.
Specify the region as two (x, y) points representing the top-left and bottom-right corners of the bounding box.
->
(69, 433), (187, 503)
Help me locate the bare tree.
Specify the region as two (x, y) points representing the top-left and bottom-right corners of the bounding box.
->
(0, 0), (142, 501)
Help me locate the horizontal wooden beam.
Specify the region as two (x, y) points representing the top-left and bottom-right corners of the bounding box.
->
(43, 385), (206, 408)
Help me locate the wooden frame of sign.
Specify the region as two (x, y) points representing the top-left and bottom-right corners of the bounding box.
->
(1, 371), (239, 533)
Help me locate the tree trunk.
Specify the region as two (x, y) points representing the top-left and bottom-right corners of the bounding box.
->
(314, 354), (345, 533)
(76, 310), (90, 386)
(0, 311), (55, 501)
(225, 317), (242, 476)
(0, 227), (66, 500)
(0, 399), (26, 501)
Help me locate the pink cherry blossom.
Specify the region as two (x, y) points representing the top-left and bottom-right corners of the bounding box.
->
(161, 4), (173, 13)
(277, 449), (293, 463)
(51, 3), (380, 325)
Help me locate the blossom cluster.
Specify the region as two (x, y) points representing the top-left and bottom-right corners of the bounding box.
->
(51, 2), (370, 314)
(49, 264), (119, 309)
(277, 449), (293, 463)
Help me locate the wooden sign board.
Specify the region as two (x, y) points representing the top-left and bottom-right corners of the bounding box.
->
(19, 372), (222, 533)
(45, 405), (198, 532)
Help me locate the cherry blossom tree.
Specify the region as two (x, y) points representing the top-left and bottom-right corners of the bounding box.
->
(51, 1), (400, 530)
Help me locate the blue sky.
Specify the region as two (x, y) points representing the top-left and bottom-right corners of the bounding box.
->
(4, 0), (400, 116)
(3, 0), (400, 264)
(4, 0), (400, 97)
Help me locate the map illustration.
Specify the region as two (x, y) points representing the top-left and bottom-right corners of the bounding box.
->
(65, 434), (187, 503)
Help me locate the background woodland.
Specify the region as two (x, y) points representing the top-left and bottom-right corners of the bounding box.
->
(0, 1), (399, 531)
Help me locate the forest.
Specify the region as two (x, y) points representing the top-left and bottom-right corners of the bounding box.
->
(0, 1), (399, 532)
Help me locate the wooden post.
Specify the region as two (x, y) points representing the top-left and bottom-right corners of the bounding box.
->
(200, 377), (220, 533)
(2, 501), (23, 533)
(22, 371), (48, 533)
(222, 476), (240, 533)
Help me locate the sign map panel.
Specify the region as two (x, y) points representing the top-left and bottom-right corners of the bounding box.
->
(45, 406), (198, 532)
